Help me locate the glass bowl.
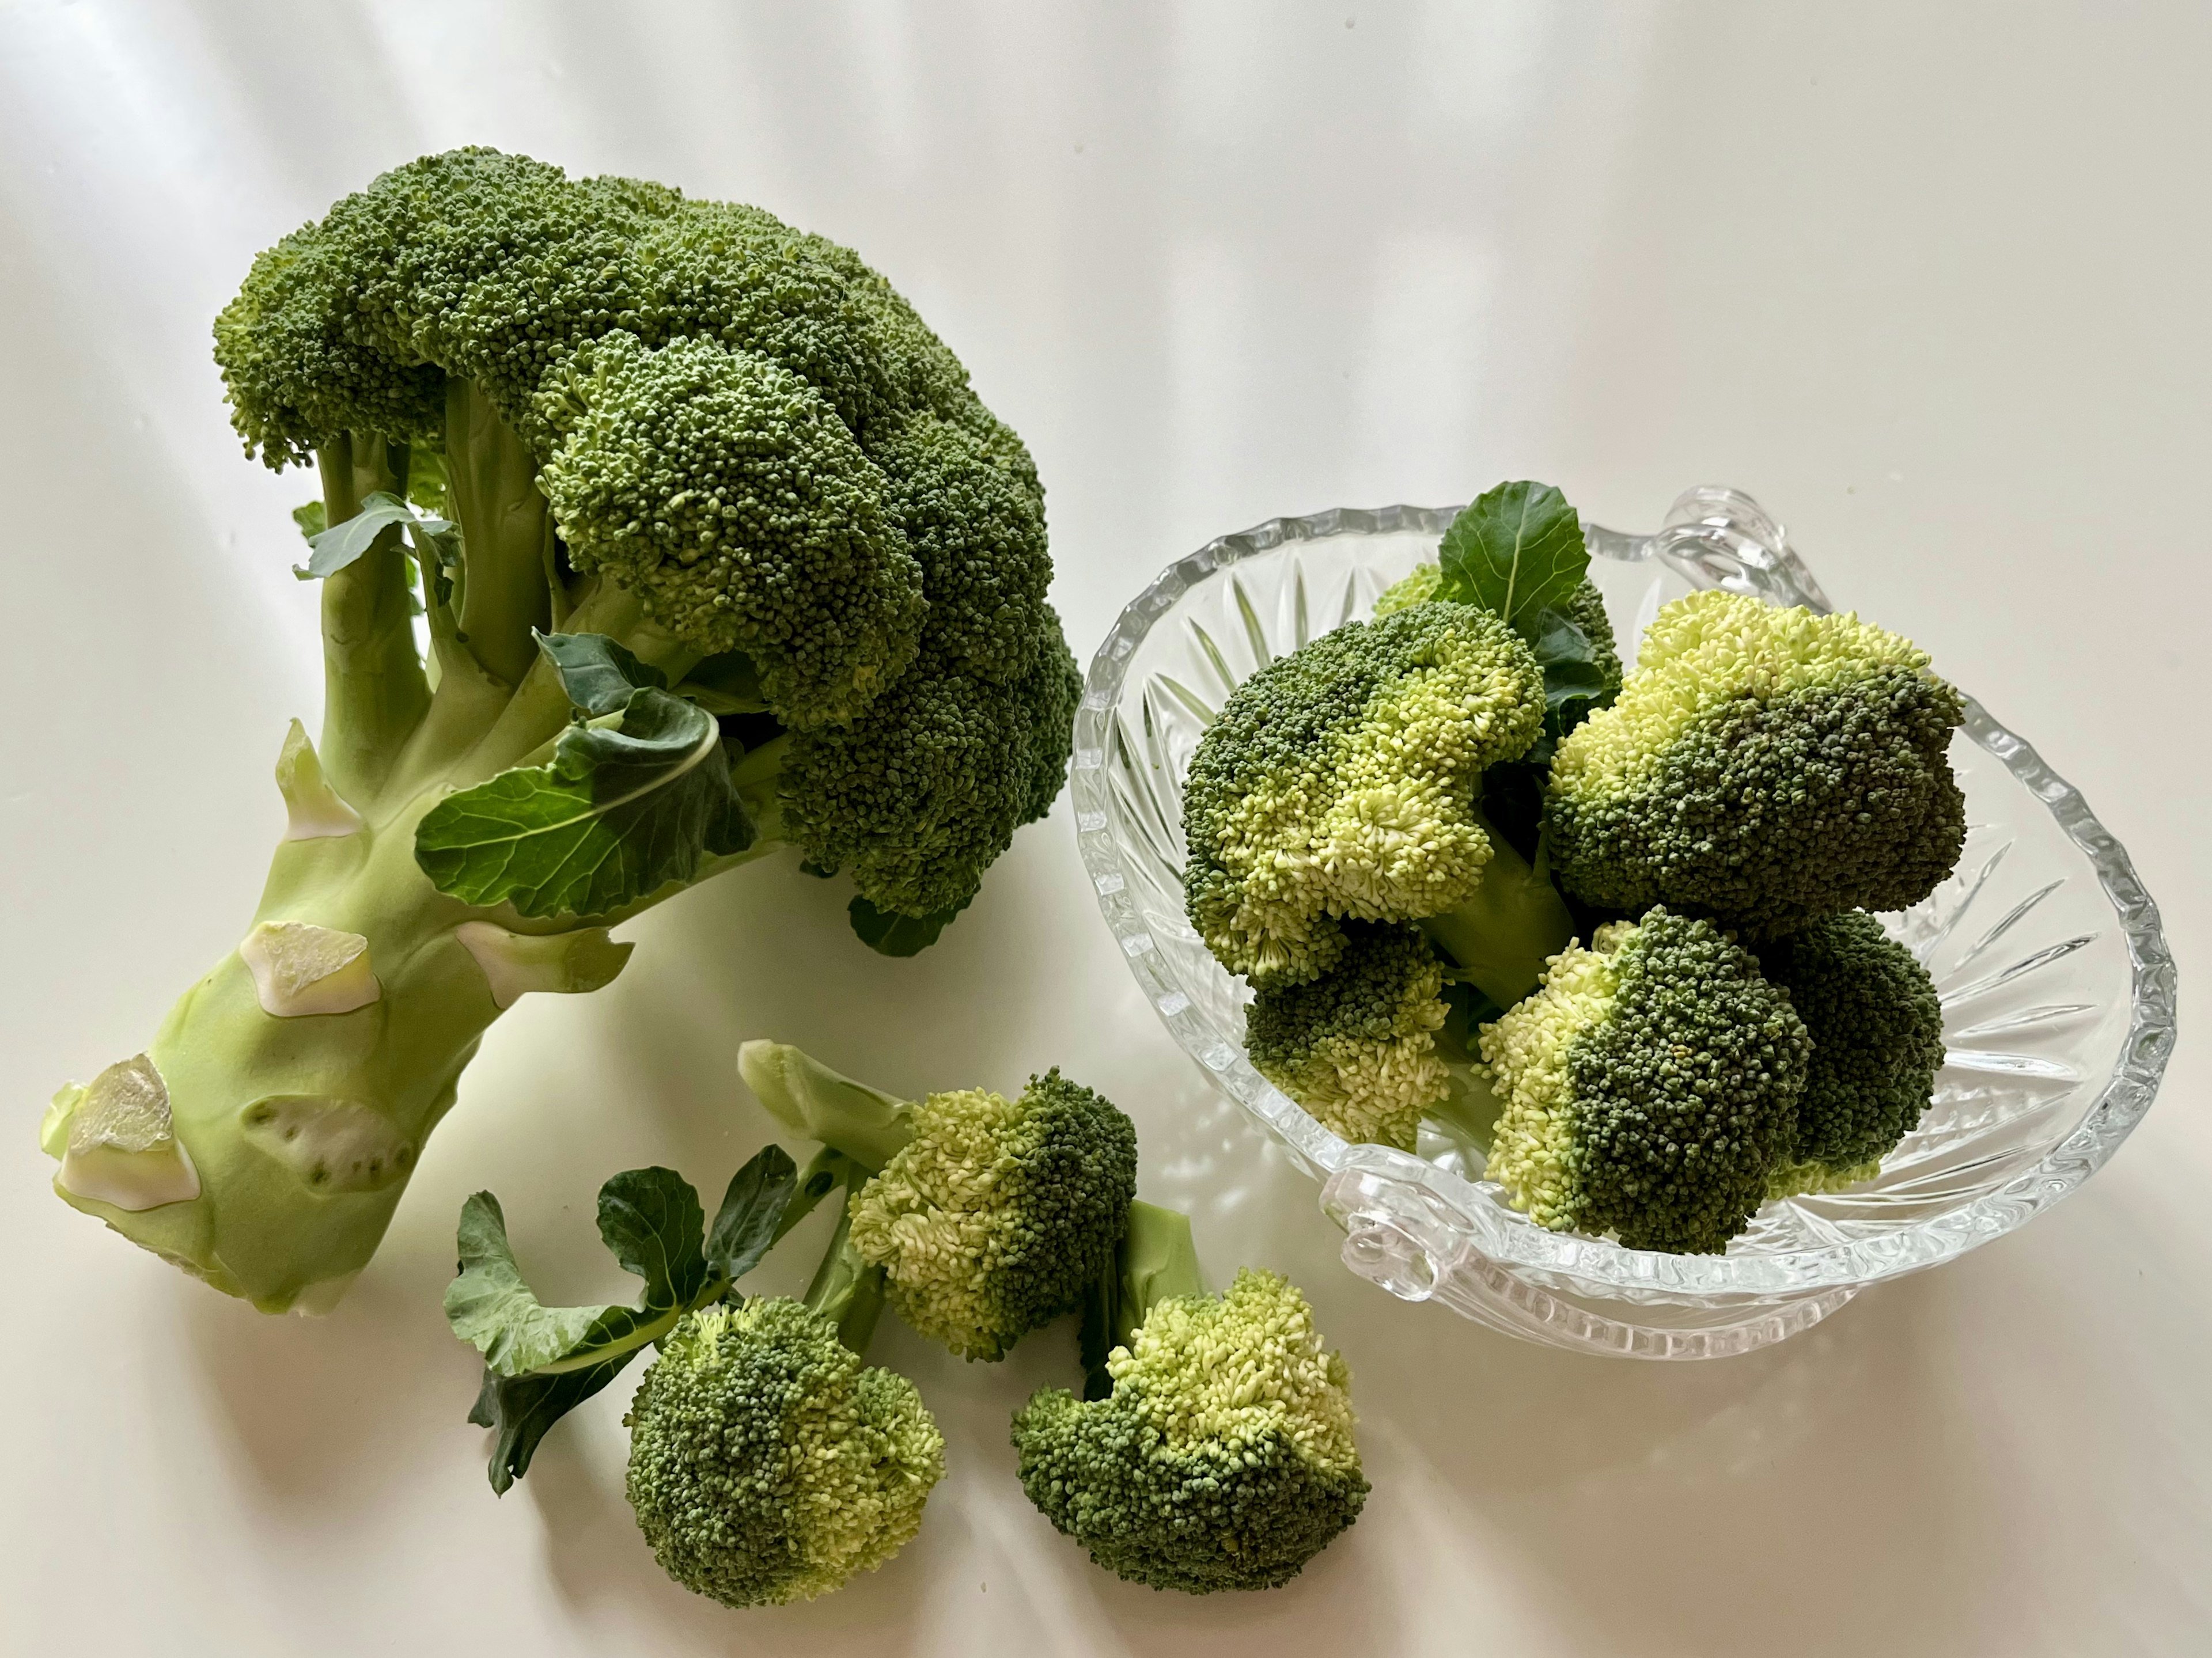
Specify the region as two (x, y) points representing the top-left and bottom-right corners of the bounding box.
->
(1071, 488), (2177, 1359)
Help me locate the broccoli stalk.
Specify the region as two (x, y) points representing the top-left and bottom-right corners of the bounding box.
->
(45, 150), (1080, 1313)
(1012, 1201), (1370, 1592)
(739, 1039), (1139, 1361)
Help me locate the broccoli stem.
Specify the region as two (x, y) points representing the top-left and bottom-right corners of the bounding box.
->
(801, 1172), (888, 1355)
(316, 432), (431, 803)
(737, 1041), (916, 1172)
(442, 378), (555, 688)
(1416, 806), (1577, 1009)
(1080, 1200), (1205, 1397)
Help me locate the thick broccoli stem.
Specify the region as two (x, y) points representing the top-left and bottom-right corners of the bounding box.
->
(1416, 805), (1576, 1009)
(316, 432), (431, 804)
(738, 1041), (917, 1171)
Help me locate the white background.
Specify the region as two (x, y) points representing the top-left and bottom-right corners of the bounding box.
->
(3, 3), (2207, 1654)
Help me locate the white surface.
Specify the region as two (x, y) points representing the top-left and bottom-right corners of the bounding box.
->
(2, 3), (2206, 1653)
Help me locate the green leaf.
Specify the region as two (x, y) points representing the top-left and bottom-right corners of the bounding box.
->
(292, 490), (418, 581)
(291, 500), (327, 541)
(705, 1144), (800, 1283)
(468, 1356), (637, 1497)
(414, 644), (753, 918)
(446, 1167), (720, 1494)
(536, 630), (667, 718)
(1526, 609), (1618, 758)
(847, 893), (972, 957)
(1435, 480), (1590, 638)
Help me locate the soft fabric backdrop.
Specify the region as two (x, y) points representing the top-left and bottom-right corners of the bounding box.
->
(2, 3), (2205, 1653)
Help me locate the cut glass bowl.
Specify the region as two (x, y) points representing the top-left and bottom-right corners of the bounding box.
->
(1071, 488), (2176, 1359)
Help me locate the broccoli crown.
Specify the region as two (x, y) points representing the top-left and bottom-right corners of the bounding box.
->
(1182, 601), (1546, 988)
(1244, 921), (1450, 1150)
(623, 1298), (944, 1608)
(1757, 910), (1946, 1196)
(1547, 590), (1967, 935)
(1376, 564), (1624, 692)
(1010, 1269), (1368, 1593)
(1480, 908), (1812, 1253)
(213, 147), (1075, 910)
(847, 1069), (1138, 1361)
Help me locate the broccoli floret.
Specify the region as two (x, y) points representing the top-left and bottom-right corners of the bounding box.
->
(740, 1042), (1138, 1361)
(1244, 921), (1450, 1149)
(1756, 910), (1945, 1196)
(55, 150), (1075, 1312)
(626, 1297), (944, 1607)
(1011, 1202), (1368, 1593)
(1547, 589), (1967, 935)
(1480, 909), (1812, 1253)
(1181, 601), (1546, 987)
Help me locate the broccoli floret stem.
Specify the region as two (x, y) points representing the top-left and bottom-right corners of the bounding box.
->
(801, 1171), (889, 1354)
(1416, 807), (1576, 1008)
(442, 377), (556, 688)
(315, 432), (430, 803)
(738, 1039), (916, 1172)
(1080, 1200), (1206, 1396)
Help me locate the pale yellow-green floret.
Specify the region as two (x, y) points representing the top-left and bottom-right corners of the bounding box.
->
(1265, 1003), (1449, 1148)
(1372, 561), (1444, 617)
(1552, 589), (1936, 798)
(1478, 923), (1630, 1231)
(1107, 1269), (1362, 1475)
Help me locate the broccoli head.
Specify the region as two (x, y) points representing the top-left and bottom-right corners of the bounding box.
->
(1480, 908), (1812, 1253)
(1244, 921), (1451, 1149)
(740, 1042), (1139, 1361)
(1182, 601), (1546, 987)
(54, 149), (1077, 1313)
(626, 1297), (944, 1607)
(1757, 910), (1946, 1196)
(1547, 589), (1967, 935)
(1012, 1203), (1368, 1593)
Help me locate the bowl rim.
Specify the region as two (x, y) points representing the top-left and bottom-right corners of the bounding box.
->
(1070, 500), (2180, 1298)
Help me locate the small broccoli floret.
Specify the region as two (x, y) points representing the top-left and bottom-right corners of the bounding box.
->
(625, 1297), (944, 1607)
(1244, 921), (1450, 1149)
(849, 1070), (1139, 1360)
(533, 331), (925, 724)
(1480, 908), (1811, 1253)
(741, 1042), (1138, 1362)
(1548, 589), (1967, 935)
(1182, 601), (1546, 987)
(1012, 1204), (1368, 1593)
(1756, 910), (1946, 1196)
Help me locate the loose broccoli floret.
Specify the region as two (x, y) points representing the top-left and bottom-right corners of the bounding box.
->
(1547, 589), (1967, 935)
(446, 1145), (944, 1606)
(740, 1041), (1138, 1361)
(1756, 910), (1946, 1196)
(52, 149), (1076, 1312)
(627, 1296), (944, 1607)
(1244, 921), (1450, 1149)
(1011, 1202), (1369, 1593)
(1181, 601), (1547, 987)
(1480, 909), (1812, 1253)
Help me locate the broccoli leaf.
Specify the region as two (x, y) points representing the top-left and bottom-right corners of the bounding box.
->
(468, 1354), (636, 1497)
(291, 500), (327, 541)
(293, 490), (448, 581)
(1435, 480), (1589, 637)
(847, 893), (972, 957)
(1526, 608), (1618, 759)
(705, 1144), (800, 1284)
(415, 632), (753, 919)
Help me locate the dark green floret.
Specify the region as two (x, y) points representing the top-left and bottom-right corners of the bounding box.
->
(1482, 908), (1812, 1253)
(1547, 590), (1967, 936)
(1010, 1204), (1369, 1593)
(1756, 910), (1946, 1196)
